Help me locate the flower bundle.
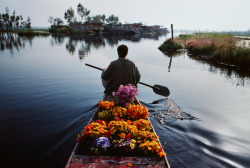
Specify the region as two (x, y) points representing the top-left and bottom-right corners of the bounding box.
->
(80, 120), (108, 139)
(133, 119), (152, 131)
(112, 84), (138, 107)
(136, 130), (158, 142)
(139, 140), (166, 157)
(98, 110), (113, 121)
(108, 120), (130, 135)
(91, 137), (111, 155)
(98, 101), (114, 110)
(111, 106), (127, 118)
(127, 104), (149, 120)
(112, 138), (137, 154)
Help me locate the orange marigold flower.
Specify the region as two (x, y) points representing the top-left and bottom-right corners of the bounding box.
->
(127, 163), (132, 167)
(98, 101), (114, 110)
(127, 120), (132, 125)
(158, 151), (167, 157)
(99, 129), (105, 134)
(120, 133), (126, 139)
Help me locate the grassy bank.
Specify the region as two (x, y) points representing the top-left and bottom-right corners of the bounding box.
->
(18, 29), (50, 36)
(159, 33), (250, 70)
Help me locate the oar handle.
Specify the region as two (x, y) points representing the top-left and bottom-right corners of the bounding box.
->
(85, 63), (161, 91)
(139, 82), (160, 90)
(85, 63), (104, 71)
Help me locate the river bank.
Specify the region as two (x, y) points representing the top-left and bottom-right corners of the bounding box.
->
(159, 33), (250, 70)
(0, 29), (50, 36)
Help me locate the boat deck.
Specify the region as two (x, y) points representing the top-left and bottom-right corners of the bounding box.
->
(67, 155), (168, 168)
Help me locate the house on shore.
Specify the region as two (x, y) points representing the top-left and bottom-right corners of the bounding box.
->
(70, 22), (103, 33)
(117, 24), (142, 34)
(141, 25), (168, 34)
(50, 25), (70, 30)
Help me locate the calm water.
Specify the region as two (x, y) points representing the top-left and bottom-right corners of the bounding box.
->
(1, 33), (250, 168)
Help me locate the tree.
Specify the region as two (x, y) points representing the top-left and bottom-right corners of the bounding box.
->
(15, 15), (20, 29)
(64, 7), (75, 24)
(26, 17), (31, 29)
(54, 18), (64, 25)
(48, 16), (64, 26)
(106, 14), (119, 26)
(20, 15), (23, 29)
(86, 16), (92, 23)
(92, 15), (102, 23)
(101, 15), (106, 23)
(77, 3), (90, 22)
(0, 14), (3, 29)
(10, 10), (16, 29)
(2, 13), (9, 30)
(48, 16), (53, 25)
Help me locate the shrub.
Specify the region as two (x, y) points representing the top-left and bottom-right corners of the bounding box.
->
(158, 38), (185, 52)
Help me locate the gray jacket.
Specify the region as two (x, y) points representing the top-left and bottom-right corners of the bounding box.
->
(101, 58), (141, 95)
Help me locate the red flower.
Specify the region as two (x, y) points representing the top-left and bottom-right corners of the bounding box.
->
(126, 134), (131, 139)
(105, 130), (111, 138)
(84, 130), (90, 136)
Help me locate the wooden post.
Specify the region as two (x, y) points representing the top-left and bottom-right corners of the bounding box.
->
(171, 24), (173, 40)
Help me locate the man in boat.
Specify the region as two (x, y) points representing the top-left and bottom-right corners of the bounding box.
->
(101, 44), (141, 95)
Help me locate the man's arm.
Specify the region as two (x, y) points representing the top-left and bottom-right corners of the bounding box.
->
(135, 65), (141, 84)
(101, 63), (113, 81)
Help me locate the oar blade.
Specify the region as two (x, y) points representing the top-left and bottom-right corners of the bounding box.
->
(153, 84), (170, 97)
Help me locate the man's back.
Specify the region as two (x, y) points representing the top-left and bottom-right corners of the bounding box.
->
(102, 58), (140, 95)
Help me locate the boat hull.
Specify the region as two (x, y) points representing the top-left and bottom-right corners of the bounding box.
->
(66, 96), (170, 168)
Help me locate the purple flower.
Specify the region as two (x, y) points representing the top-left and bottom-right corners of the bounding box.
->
(113, 84), (138, 107)
(91, 137), (111, 154)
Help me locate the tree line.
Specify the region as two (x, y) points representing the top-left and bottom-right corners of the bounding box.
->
(48, 3), (120, 26)
(0, 7), (31, 31)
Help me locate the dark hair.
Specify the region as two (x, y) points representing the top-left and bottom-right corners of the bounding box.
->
(117, 44), (128, 58)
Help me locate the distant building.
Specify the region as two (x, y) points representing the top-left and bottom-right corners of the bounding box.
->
(50, 25), (69, 29)
(70, 22), (103, 33)
(117, 24), (142, 34)
(141, 25), (168, 34)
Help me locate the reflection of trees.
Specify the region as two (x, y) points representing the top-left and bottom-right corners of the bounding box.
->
(50, 34), (66, 46)
(83, 35), (105, 49)
(66, 40), (76, 55)
(78, 43), (90, 60)
(161, 49), (250, 86)
(65, 34), (105, 55)
(188, 55), (250, 87)
(49, 33), (167, 60)
(0, 33), (33, 54)
(104, 35), (121, 47)
(141, 33), (160, 40)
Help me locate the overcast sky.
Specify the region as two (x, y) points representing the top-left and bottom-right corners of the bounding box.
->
(1, 0), (249, 31)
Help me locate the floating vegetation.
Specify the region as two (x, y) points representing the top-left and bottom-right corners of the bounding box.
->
(18, 30), (50, 36)
(159, 33), (250, 70)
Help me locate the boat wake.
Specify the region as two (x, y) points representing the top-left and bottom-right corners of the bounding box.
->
(143, 98), (197, 124)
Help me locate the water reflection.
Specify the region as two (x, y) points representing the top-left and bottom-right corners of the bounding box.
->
(2, 32), (249, 87)
(160, 48), (250, 87)
(188, 55), (250, 87)
(161, 49), (186, 72)
(49, 33), (167, 60)
(0, 33), (34, 54)
(50, 34), (66, 46)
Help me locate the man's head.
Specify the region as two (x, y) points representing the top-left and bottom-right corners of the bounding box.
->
(117, 44), (128, 58)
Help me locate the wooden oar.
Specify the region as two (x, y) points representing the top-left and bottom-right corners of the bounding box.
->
(85, 63), (170, 97)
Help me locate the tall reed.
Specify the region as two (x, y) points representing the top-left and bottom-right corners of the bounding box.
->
(185, 33), (250, 69)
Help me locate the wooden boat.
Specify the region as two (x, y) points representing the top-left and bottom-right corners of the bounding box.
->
(65, 95), (170, 168)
